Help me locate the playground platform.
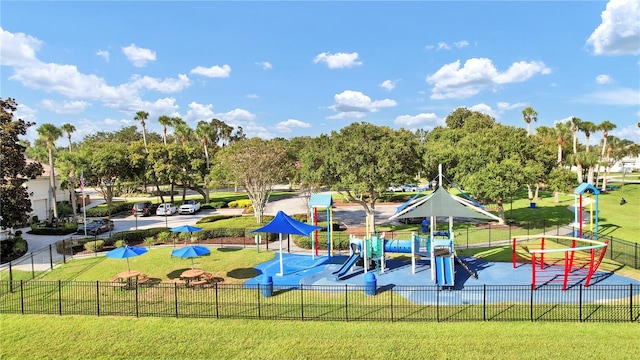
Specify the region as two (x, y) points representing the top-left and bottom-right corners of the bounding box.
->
(245, 253), (640, 304)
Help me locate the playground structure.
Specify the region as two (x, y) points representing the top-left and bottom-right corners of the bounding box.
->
(333, 164), (494, 287)
(572, 183), (600, 239)
(512, 235), (608, 290)
(309, 194), (334, 258)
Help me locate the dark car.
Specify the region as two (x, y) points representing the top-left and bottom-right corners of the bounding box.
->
(76, 219), (114, 235)
(132, 202), (156, 217)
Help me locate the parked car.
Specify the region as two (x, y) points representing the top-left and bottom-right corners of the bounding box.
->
(156, 203), (178, 216)
(179, 199), (201, 215)
(131, 202), (156, 217)
(386, 184), (404, 192)
(401, 184), (419, 192)
(76, 218), (114, 235)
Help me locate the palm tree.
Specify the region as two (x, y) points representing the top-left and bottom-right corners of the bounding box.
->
(579, 121), (598, 184)
(522, 106), (538, 137)
(554, 121), (572, 165)
(174, 122), (193, 144)
(158, 115), (172, 145)
(597, 120), (616, 189)
(571, 116), (583, 183)
(195, 120), (218, 170)
(60, 123), (76, 152)
(37, 123), (63, 221)
(134, 111), (149, 151)
(169, 117), (186, 143)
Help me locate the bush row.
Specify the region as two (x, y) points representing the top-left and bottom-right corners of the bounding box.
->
(196, 214), (242, 224)
(85, 202), (136, 217)
(0, 236), (28, 262)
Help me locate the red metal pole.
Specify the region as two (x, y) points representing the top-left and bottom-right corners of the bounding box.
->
(531, 253), (536, 290)
(585, 248), (596, 287)
(512, 237), (517, 268)
(563, 251), (570, 291)
(314, 207), (319, 257)
(540, 237), (545, 270)
(579, 195), (583, 238)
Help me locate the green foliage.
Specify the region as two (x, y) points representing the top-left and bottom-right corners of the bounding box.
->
(144, 237), (156, 247)
(28, 222), (77, 235)
(196, 214), (241, 224)
(156, 232), (171, 243)
(114, 240), (125, 248)
(85, 201), (135, 217)
(0, 236), (28, 261)
(547, 167), (577, 194)
(84, 240), (104, 252)
(227, 199), (252, 208)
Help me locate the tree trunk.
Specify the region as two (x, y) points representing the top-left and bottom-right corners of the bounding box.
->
(553, 191), (559, 203)
(155, 183), (165, 204)
(576, 163), (583, 183)
(69, 173), (78, 226)
(526, 184), (533, 200)
(48, 148), (58, 220)
(170, 182), (175, 203)
(534, 184), (540, 201)
(587, 165), (595, 185)
(497, 200), (505, 221)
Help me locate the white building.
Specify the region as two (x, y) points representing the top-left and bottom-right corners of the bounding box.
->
(24, 160), (69, 223)
(609, 156), (640, 173)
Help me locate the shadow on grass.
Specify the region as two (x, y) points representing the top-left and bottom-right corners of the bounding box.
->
(217, 248), (241, 253)
(167, 268), (191, 279)
(227, 268), (258, 279)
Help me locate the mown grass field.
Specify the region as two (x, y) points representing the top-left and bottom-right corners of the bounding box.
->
(1, 315), (639, 359)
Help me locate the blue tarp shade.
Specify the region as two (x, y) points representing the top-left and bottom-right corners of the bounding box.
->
(250, 211), (322, 276)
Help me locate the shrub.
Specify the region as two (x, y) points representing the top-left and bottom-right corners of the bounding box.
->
(196, 214), (241, 224)
(85, 202), (136, 217)
(144, 237), (156, 247)
(228, 199), (252, 208)
(111, 228), (168, 246)
(84, 240), (104, 252)
(0, 237), (28, 261)
(156, 232), (171, 244)
(114, 240), (125, 248)
(210, 201), (228, 209)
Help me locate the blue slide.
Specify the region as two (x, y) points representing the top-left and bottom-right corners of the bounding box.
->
(435, 256), (455, 286)
(333, 253), (360, 279)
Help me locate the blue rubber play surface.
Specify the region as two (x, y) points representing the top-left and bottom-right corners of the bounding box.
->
(245, 253), (640, 304)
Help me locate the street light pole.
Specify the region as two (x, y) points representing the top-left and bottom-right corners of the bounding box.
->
(105, 180), (112, 239)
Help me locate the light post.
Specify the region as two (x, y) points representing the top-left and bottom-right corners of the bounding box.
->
(134, 211), (139, 231)
(105, 180), (113, 239)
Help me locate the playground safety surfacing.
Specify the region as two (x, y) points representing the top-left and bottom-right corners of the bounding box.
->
(245, 253), (640, 305)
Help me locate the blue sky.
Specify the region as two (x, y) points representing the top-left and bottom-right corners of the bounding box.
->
(1, 0), (639, 146)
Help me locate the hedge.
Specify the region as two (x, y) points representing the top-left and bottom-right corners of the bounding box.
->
(196, 214), (242, 224)
(85, 202), (136, 217)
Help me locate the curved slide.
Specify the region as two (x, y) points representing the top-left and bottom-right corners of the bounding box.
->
(333, 253), (360, 279)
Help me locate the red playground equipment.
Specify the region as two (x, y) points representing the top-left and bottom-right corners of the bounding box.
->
(512, 235), (608, 290)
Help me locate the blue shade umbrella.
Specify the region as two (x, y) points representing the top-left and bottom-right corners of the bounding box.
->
(170, 225), (203, 233)
(171, 245), (211, 269)
(106, 246), (148, 271)
(250, 211), (322, 276)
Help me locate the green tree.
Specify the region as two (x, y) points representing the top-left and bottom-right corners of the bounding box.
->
(547, 167), (577, 203)
(36, 123), (63, 220)
(158, 115), (172, 145)
(60, 123), (76, 152)
(324, 123), (422, 234)
(571, 117), (583, 183)
(597, 120), (616, 189)
(0, 98), (44, 229)
(215, 138), (290, 223)
(522, 106), (538, 137)
(579, 120), (598, 184)
(134, 111), (149, 151)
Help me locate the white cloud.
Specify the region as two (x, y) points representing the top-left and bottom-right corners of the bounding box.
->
(469, 103), (498, 118)
(128, 74), (191, 93)
(15, 103), (38, 123)
(587, 0), (640, 55)
(40, 99), (90, 114)
(245, 94), (259, 99)
(454, 41), (469, 48)
(256, 61), (272, 70)
(328, 90), (397, 119)
(379, 79), (398, 91)
(122, 43), (156, 67)
(394, 113), (443, 130)
(582, 87), (640, 106)
(313, 52), (362, 69)
(96, 50), (109, 62)
(274, 119), (312, 133)
(596, 74), (613, 84)
(183, 101), (214, 123)
(426, 40), (469, 51)
(497, 102), (526, 111)
(426, 58), (551, 99)
(0, 27), (42, 66)
(190, 64), (231, 78)
(437, 42), (451, 50)
(212, 108), (273, 138)
(612, 124), (640, 143)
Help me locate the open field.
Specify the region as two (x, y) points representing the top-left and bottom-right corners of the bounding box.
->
(1, 314), (639, 359)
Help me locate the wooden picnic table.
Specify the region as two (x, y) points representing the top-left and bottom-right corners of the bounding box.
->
(181, 269), (205, 287)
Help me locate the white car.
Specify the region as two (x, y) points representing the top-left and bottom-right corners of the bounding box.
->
(400, 184), (419, 192)
(387, 184), (404, 192)
(156, 203), (178, 216)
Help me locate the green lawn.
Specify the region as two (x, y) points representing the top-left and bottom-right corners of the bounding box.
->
(1, 315), (638, 359)
(5, 247), (274, 284)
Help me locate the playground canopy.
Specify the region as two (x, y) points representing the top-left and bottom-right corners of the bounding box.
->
(390, 186), (502, 222)
(251, 210), (322, 276)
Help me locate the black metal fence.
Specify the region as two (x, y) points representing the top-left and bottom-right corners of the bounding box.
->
(0, 281), (637, 322)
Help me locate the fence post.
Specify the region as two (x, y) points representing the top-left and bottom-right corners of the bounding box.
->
(436, 286), (440, 322)
(466, 228), (469, 247)
(529, 286), (534, 321)
(174, 283), (179, 318)
(630, 284), (633, 323)
(257, 284), (261, 319)
(483, 284), (487, 321)
(30, 252), (35, 279)
(49, 244), (54, 270)
(300, 284), (304, 321)
(20, 280), (24, 314)
(345, 284), (348, 321)
(135, 284), (139, 318)
(62, 239), (66, 264)
(390, 286), (393, 322)
(58, 280), (62, 316)
(609, 238), (613, 260)
(215, 282), (219, 319)
(488, 226), (491, 247)
(579, 284), (583, 322)
(96, 281), (100, 316)
(635, 243), (638, 270)
(8, 263), (13, 293)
